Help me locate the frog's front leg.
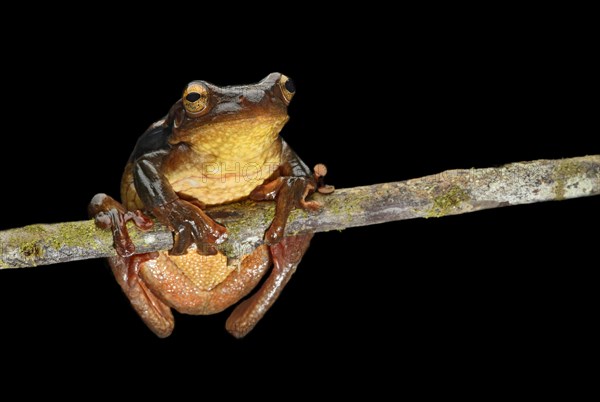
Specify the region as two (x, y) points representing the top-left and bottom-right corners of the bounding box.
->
(249, 142), (323, 245)
(133, 159), (228, 255)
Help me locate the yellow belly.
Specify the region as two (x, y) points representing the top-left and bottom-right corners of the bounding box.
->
(167, 160), (279, 205)
(121, 156), (281, 210)
(121, 168), (273, 210)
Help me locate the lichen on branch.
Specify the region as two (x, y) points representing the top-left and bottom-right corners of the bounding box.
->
(1, 155), (598, 269)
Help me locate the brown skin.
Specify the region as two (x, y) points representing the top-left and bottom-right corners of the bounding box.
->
(89, 73), (327, 338)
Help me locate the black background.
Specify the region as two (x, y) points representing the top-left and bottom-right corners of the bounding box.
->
(0, 9), (598, 389)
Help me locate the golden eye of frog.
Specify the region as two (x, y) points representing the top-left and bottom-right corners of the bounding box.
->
(88, 73), (331, 338)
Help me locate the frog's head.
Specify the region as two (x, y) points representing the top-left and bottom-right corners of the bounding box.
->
(168, 72), (295, 155)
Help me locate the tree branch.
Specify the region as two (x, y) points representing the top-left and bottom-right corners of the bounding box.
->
(1, 155), (598, 269)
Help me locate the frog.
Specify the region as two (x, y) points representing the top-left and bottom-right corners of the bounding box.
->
(88, 72), (332, 338)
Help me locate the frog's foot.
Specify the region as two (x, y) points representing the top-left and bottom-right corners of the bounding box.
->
(151, 198), (228, 256)
(88, 193), (153, 257)
(249, 164), (334, 245)
(249, 176), (316, 245)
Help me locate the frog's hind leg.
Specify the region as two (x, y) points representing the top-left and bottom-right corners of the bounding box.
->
(89, 193), (172, 336)
(226, 233), (313, 338)
(109, 254), (175, 338)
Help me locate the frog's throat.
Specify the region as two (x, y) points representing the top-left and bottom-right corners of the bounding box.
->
(187, 115), (288, 163)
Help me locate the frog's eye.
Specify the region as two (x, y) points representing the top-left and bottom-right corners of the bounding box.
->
(278, 75), (295, 104)
(183, 82), (209, 116)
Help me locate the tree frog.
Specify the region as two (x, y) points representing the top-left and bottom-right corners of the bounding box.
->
(89, 73), (330, 338)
